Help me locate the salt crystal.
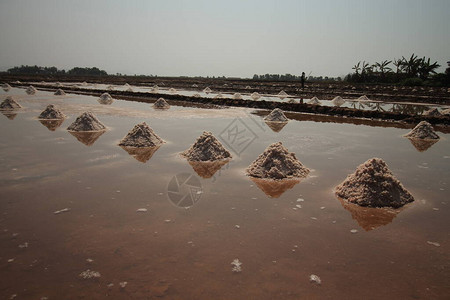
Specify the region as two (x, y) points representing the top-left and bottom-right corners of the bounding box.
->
(235, 225), (240, 229)
(54, 208), (70, 214)
(309, 274), (321, 285)
(350, 229), (358, 234)
(231, 259), (242, 273)
(119, 281), (128, 288)
(295, 205), (302, 209)
(164, 219), (171, 223)
(8, 258), (14, 263)
(427, 241), (440, 247)
(18, 242), (28, 249)
(79, 269), (101, 279)
(297, 198), (304, 202)
(136, 208), (148, 212)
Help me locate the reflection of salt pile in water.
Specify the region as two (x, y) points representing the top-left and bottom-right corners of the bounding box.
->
(0, 96), (22, 110)
(188, 160), (229, 179)
(2, 83), (11, 92)
(98, 93), (113, 105)
(203, 87), (212, 93)
(357, 95), (370, 101)
(331, 96), (345, 106)
(26, 85), (37, 95)
(404, 121), (440, 140)
(338, 197), (400, 231)
(233, 93), (242, 100)
(335, 158), (414, 208)
(54, 89), (66, 96)
(250, 177), (300, 198)
(251, 92), (261, 100)
(121, 146), (161, 163)
(153, 98), (170, 109)
(119, 122), (164, 147)
(423, 108), (441, 117)
(67, 111), (106, 132)
(277, 90), (288, 99)
(264, 108), (288, 122)
(181, 131), (232, 162)
(308, 97), (321, 105)
(246, 142), (309, 180)
(266, 121), (287, 133)
(38, 104), (66, 120)
(39, 119), (64, 131)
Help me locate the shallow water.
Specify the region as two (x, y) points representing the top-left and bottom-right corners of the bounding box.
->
(0, 88), (449, 299)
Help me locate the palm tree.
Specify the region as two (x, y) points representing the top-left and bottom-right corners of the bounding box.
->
(352, 62), (361, 75)
(374, 60), (392, 77)
(402, 54), (421, 77)
(393, 59), (404, 74)
(418, 57), (440, 80)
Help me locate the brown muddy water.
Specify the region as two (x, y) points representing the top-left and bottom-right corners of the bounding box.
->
(0, 88), (449, 299)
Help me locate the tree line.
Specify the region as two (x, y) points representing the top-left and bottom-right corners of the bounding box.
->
(6, 65), (108, 76)
(346, 54), (450, 86)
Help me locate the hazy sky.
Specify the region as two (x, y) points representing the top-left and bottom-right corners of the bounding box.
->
(0, 0), (449, 78)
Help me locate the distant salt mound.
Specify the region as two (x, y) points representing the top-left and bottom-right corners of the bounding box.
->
(245, 85), (251, 89)
(246, 142), (309, 180)
(277, 90), (288, 99)
(181, 131), (232, 162)
(2, 83), (11, 92)
(308, 97), (321, 105)
(169, 88), (177, 93)
(404, 121), (439, 140)
(335, 158), (414, 208)
(203, 87), (212, 93)
(287, 99), (297, 104)
(192, 84), (198, 88)
(154, 97), (170, 109)
(124, 83), (130, 87)
(214, 93), (223, 99)
(67, 111), (106, 132)
(332, 96), (345, 106)
(192, 93), (201, 98)
(38, 104), (65, 120)
(423, 108), (441, 117)
(251, 92), (261, 100)
(0, 96), (21, 110)
(126, 87), (133, 92)
(233, 93), (242, 100)
(54, 89), (65, 96)
(441, 108), (450, 116)
(264, 108), (288, 122)
(152, 85), (159, 92)
(26, 85), (37, 95)
(107, 85), (114, 91)
(98, 93), (113, 104)
(119, 122), (164, 147)
(55, 82), (63, 87)
(358, 95), (370, 101)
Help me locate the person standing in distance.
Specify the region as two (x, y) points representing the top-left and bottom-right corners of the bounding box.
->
(301, 72), (306, 89)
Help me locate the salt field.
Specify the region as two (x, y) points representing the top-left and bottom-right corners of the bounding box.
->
(0, 86), (449, 299)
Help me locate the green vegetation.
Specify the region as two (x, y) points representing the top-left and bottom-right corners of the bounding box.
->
(252, 73), (341, 82)
(6, 65), (108, 76)
(346, 54), (449, 86)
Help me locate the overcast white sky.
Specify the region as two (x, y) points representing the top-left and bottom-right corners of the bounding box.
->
(0, 0), (449, 78)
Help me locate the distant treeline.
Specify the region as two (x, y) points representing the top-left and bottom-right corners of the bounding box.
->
(7, 65), (108, 76)
(252, 73), (341, 82)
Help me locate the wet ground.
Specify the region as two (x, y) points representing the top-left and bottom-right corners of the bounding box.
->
(0, 88), (449, 299)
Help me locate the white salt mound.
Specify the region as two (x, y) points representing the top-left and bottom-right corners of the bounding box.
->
(358, 95), (370, 101)
(26, 86), (37, 95)
(233, 93), (242, 100)
(203, 87), (212, 93)
(214, 93), (223, 99)
(423, 108), (441, 117)
(192, 93), (201, 98)
(264, 108), (288, 122)
(79, 270), (101, 279)
(99, 93), (113, 101)
(181, 131), (232, 162)
(119, 122), (164, 147)
(169, 88), (177, 93)
(152, 85), (159, 92)
(404, 121), (439, 140)
(2, 83), (11, 92)
(277, 90), (288, 99)
(67, 111), (106, 132)
(54, 89), (65, 96)
(308, 97), (321, 105)
(38, 104), (66, 120)
(126, 87), (134, 92)
(154, 98), (170, 109)
(251, 92), (261, 100)
(335, 158), (414, 208)
(0, 96), (21, 110)
(332, 96), (345, 106)
(246, 142), (310, 180)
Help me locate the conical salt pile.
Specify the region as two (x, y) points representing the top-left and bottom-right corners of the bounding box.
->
(100, 93), (112, 101)
(181, 131), (232, 162)
(124, 83), (130, 87)
(264, 108), (288, 122)
(423, 108), (441, 117)
(332, 96), (345, 106)
(2, 83), (11, 92)
(152, 85), (159, 92)
(26, 85), (37, 95)
(193, 93), (201, 98)
(67, 111), (106, 132)
(214, 93), (223, 99)
(404, 121), (439, 140)
(126, 87), (133, 92)
(54, 89), (66, 96)
(308, 97), (321, 105)
(119, 122), (164, 147)
(153, 98), (170, 109)
(335, 158), (414, 208)
(251, 92), (261, 100)
(169, 88), (177, 93)
(277, 90), (288, 99)
(358, 95), (370, 101)
(233, 93), (242, 100)
(246, 142), (309, 180)
(203, 87), (212, 93)
(0, 96), (22, 110)
(38, 104), (66, 120)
